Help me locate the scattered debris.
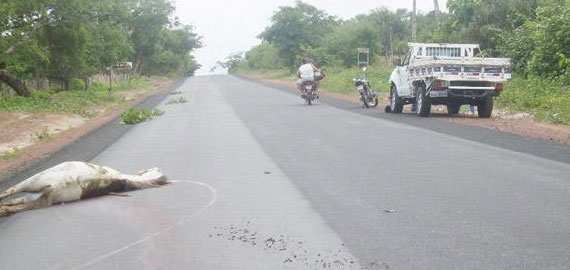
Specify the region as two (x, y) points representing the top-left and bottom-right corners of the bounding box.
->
(211, 221), (389, 269)
(496, 112), (534, 120)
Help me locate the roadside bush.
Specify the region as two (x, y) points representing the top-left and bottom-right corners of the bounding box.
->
(320, 61), (393, 95)
(0, 81), (143, 116)
(245, 44), (285, 70)
(70, 78), (86, 90)
(166, 96), (188, 105)
(120, 108), (164, 125)
(0, 147), (20, 160)
(497, 76), (570, 124)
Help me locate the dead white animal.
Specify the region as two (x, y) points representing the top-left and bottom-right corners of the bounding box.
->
(0, 161), (169, 217)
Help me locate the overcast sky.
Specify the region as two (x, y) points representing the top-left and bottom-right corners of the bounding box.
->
(172, 0), (448, 75)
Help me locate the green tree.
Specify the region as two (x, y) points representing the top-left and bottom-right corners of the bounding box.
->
(258, 1), (338, 68)
(129, 0), (175, 75)
(245, 44), (284, 70)
(0, 0), (50, 96)
(148, 26), (202, 76)
(218, 52), (245, 73)
(1, 0), (202, 94)
(527, 2), (570, 79)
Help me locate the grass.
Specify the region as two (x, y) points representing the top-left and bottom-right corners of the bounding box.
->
(239, 64), (570, 125)
(1, 147), (20, 160)
(166, 96), (188, 105)
(236, 68), (295, 80)
(0, 76), (153, 117)
(34, 127), (52, 141)
(321, 63), (392, 95)
(120, 108), (164, 125)
(237, 62), (392, 96)
(497, 76), (570, 124)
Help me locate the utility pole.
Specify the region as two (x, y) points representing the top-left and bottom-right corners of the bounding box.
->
(434, 0), (440, 14)
(412, 0), (417, 41)
(433, 0), (440, 19)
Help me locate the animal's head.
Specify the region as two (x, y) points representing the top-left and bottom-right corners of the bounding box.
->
(137, 167), (162, 176)
(137, 168), (169, 185)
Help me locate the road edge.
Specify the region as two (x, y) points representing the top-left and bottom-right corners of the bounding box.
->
(235, 74), (570, 165)
(0, 78), (187, 191)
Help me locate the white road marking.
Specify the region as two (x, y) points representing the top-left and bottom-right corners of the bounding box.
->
(66, 180), (217, 270)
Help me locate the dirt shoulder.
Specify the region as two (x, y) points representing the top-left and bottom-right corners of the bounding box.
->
(0, 78), (176, 177)
(240, 72), (570, 146)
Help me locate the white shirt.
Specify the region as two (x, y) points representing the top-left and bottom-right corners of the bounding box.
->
(298, 64), (315, 80)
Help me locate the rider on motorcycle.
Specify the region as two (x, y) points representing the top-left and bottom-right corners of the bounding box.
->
(296, 58), (324, 98)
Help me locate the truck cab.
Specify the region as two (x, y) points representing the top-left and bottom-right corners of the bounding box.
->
(389, 43), (511, 118)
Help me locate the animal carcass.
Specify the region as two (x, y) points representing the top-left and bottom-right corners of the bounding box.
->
(0, 161), (169, 217)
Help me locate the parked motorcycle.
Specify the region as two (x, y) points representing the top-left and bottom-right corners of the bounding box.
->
(354, 67), (378, 108)
(302, 81), (319, 105)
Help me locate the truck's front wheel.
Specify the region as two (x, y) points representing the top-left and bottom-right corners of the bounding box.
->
(390, 85), (404, 114)
(477, 97), (493, 118)
(417, 84), (431, 117)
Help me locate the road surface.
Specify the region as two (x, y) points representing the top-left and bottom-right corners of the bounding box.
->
(1, 75), (569, 270)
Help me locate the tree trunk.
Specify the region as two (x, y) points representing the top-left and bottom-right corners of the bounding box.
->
(35, 68), (41, 90)
(0, 69), (31, 97)
(134, 58), (142, 76)
(433, 0), (440, 13)
(83, 76), (90, 90)
(63, 79), (70, 91)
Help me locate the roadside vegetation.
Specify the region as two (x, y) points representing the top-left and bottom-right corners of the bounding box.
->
(34, 127), (52, 141)
(120, 108), (165, 125)
(0, 147), (20, 161)
(226, 0), (570, 124)
(0, 77), (153, 117)
(166, 96), (188, 105)
(0, 0), (202, 97)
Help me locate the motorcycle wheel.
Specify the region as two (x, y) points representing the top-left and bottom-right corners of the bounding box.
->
(361, 93), (370, 108)
(369, 95), (379, 108)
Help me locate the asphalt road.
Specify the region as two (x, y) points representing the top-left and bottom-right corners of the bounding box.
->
(1, 75), (570, 270)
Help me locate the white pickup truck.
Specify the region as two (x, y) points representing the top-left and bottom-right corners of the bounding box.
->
(389, 43), (511, 118)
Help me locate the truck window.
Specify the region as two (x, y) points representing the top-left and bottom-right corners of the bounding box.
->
(427, 47), (461, 57)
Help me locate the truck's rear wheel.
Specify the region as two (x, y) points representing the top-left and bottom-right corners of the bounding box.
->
(417, 84), (431, 117)
(390, 85), (403, 114)
(477, 97), (493, 118)
(447, 104), (460, 115)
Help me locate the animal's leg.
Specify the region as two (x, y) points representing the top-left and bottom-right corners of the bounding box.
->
(0, 183), (50, 201)
(0, 203), (38, 217)
(0, 189), (53, 217)
(0, 186), (22, 201)
(0, 193), (42, 207)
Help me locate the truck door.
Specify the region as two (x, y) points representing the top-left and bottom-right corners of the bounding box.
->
(397, 50), (412, 96)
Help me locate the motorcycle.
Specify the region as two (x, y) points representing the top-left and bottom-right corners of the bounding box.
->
(302, 81), (319, 105)
(354, 67), (378, 108)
